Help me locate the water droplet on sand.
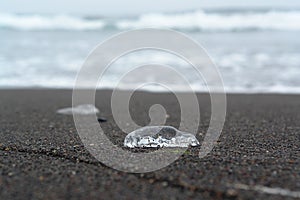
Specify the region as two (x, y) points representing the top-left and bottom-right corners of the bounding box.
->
(124, 126), (200, 148)
(57, 104), (99, 115)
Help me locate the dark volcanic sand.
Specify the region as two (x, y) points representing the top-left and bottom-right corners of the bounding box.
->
(0, 89), (299, 199)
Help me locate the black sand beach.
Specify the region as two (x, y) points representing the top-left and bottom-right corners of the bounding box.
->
(0, 89), (299, 199)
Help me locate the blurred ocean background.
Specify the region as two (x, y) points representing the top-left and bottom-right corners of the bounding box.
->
(1, 8), (300, 93)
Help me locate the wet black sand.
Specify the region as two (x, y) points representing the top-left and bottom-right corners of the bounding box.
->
(0, 89), (299, 199)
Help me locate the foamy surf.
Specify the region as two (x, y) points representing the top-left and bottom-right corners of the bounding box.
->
(0, 13), (105, 31)
(1, 9), (300, 94)
(117, 10), (300, 31)
(2, 9), (300, 31)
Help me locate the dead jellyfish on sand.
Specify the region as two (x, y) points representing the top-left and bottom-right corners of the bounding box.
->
(56, 104), (99, 115)
(124, 126), (200, 148)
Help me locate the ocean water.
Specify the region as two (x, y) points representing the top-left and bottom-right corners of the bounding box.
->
(1, 9), (300, 93)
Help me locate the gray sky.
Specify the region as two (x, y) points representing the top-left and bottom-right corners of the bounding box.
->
(1, 0), (300, 15)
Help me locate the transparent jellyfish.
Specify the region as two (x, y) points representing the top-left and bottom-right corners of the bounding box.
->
(124, 126), (200, 148)
(57, 104), (99, 115)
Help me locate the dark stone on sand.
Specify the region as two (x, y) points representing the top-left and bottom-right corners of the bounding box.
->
(97, 117), (107, 123)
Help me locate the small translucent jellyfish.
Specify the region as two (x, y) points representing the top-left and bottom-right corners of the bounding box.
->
(57, 104), (99, 115)
(124, 126), (200, 148)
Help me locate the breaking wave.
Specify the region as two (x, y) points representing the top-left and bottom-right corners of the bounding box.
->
(1, 9), (300, 31)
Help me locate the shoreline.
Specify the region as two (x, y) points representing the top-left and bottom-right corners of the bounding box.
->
(2, 87), (300, 95)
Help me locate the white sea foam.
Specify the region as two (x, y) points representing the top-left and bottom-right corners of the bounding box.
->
(117, 10), (300, 31)
(2, 51), (300, 93)
(1, 10), (300, 31)
(0, 13), (105, 30)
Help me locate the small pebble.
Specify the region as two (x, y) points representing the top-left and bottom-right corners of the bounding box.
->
(226, 189), (238, 196)
(162, 182), (168, 187)
(39, 176), (44, 181)
(149, 179), (155, 184)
